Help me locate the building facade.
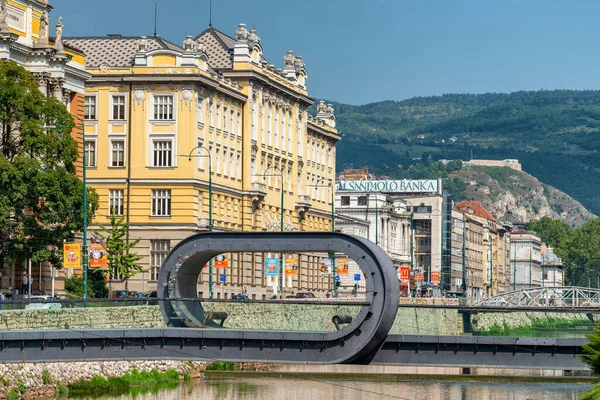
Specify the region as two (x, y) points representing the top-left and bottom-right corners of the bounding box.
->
(509, 230), (542, 291)
(335, 191), (412, 291)
(541, 244), (564, 287)
(63, 23), (340, 298)
(0, 0), (89, 297)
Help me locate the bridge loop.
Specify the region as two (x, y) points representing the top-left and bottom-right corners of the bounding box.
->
(158, 232), (399, 364)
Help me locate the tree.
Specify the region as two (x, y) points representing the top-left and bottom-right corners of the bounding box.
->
(96, 214), (145, 287)
(525, 216), (573, 250)
(0, 60), (98, 270)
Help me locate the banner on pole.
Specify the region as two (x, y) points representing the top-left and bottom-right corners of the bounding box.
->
(285, 257), (298, 276)
(63, 243), (81, 269)
(336, 257), (349, 275)
(319, 257), (332, 275)
(265, 258), (279, 277)
(214, 254), (229, 268)
(89, 242), (108, 269)
(431, 272), (440, 285)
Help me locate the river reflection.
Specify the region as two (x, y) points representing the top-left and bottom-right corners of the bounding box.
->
(82, 377), (590, 400)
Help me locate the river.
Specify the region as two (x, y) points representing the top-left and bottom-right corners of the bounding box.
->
(79, 377), (591, 400)
(67, 365), (593, 400)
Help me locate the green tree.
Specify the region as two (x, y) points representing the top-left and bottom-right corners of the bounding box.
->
(64, 269), (107, 298)
(525, 216), (573, 250)
(0, 60), (98, 270)
(96, 214), (145, 287)
(560, 218), (600, 286)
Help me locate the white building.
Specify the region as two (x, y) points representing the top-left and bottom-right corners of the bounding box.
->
(335, 191), (412, 291)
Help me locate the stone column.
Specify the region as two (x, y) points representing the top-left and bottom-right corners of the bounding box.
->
(50, 78), (64, 101)
(33, 73), (49, 96)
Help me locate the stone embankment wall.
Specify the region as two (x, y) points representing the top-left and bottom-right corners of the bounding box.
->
(0, 299), (462, 335)
(0, 360), (204, 399)
(0, 306), (164, 330)
(471, 311), (597, 332)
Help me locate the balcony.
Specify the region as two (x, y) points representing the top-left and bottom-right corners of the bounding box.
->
(295, 194), (312, 220)
(249, 181), (267, 206)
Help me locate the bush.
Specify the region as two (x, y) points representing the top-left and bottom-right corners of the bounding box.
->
(205, 362), (235, 371)
(6, 390), (18, 400)
(64, 269), (108, 298)
(579, 324), (600, 375)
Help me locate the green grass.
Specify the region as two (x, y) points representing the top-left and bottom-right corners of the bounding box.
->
(6, 390), (18, 400)
(67, 368), (180, 397)
(206, 362), (236, 371)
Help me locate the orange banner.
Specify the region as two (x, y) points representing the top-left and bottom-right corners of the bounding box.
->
(214, 254), (229, 268)
(285, 257), (298, 276)
(336, 258), (349, 275)
(414, 274), (425, 281)
(431, 272), (440, 284)
(63, 243), (81, 269)
(89, 242), (108, 269)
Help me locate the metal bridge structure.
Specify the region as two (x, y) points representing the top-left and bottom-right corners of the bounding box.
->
(474, 286), (600, 307)
(0, 233), (592, 370)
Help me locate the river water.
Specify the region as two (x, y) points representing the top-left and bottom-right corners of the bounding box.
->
(84, 377), (591, 400)
(74, 365), (593, 400)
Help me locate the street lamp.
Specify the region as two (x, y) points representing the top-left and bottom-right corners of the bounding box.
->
(310, 178), (336, 296)
(183, 145), (213, 298)
(261, 166), (284, 299)
(47, 116), (89, 300)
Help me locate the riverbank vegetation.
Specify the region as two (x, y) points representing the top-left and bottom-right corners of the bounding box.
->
(578, 324), (600, 399)
(67, 369), (181, 397)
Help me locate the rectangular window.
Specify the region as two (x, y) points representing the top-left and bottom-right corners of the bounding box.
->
(197, 97), (204, 125)
(84, 96), (96, 120)
(153, 95), (174, 120)
(341, 196), (350, 206)
(236, 151), (241, 180)
(357, 196), (368, 206)
(110, 140), (125, 167)
(229, 150), (234, 179)
(237, 112), (241, 138)
(152, 140), (172, 167)
(85, 140), (96, 167)
(109, 189), (124, 216)
(112, 95), (126, 120)
(216, 104), (221, 130)
(150, 240), (170, 281)
(223, 106), (228, 132)
(151, 189), (171, 216)
(197, 138), (205, 170)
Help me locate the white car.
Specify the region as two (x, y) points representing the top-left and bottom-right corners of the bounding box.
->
(24, 296), (62, 310)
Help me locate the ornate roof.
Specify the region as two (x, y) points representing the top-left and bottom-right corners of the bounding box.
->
(194, 28), (233, 70)
(63, 35), (183, 68)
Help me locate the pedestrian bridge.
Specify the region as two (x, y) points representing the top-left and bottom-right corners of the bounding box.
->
(474, 287), (600, 307)
(0, 233), (594, 370)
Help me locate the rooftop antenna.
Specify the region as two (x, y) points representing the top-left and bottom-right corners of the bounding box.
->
(154, 1), (158, 37)
(209, 0), (212, 27)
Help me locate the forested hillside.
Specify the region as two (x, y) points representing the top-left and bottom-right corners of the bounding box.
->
(319, 90), (600, 214)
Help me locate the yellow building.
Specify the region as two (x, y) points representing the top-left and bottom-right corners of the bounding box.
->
(64, 23), (340, 298)
(0, 0), (89, 297)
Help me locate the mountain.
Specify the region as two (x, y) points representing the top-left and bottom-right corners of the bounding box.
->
(452, 165), (594, 227)
(323, 90), (600, 215)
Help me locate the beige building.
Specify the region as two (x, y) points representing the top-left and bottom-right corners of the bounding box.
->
(63, 23), (340, 298)
(510, 230), (542, 290)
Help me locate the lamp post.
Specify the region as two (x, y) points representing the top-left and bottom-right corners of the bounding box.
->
(49, 116), (88, 300)
(310, 179), (336, 297)
(184, 146), (213, 298)
(262, 166), (284, 299)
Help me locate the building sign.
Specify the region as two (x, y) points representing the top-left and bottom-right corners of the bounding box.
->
(7, 5), (25, 32)
(399, 266), (410, 282)
(336, 258), (349, 275)
(336, 179), (439, 194)
(431, 272), (440, 285)
(285, 257), (298, 276)
(214, 254), (229, 268)
(63, 243), (80, 269)
(265, 258), (279, 277)
(89, 243), (108, 269)
(319, 257), (332, 275)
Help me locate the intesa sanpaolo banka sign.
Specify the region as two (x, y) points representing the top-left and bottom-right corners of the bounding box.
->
(336, 179), (441, 194)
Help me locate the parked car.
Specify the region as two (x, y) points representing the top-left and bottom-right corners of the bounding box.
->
(25, 296), (61, 310)
(231, 294), (249, 301)
(295, 292), (315, 299)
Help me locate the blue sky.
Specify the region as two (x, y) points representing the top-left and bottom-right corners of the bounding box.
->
(57, 0), (600, 105)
